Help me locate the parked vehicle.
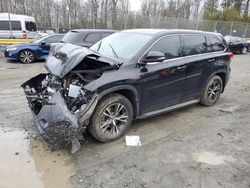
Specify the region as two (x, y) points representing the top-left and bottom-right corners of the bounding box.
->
(61, 29), (115, 47)
(224, 35), (248, 54)
(4, 34), (64, 63)
(0, 13), (38, 39)
(22, 29), (232, 152)
(246, 39), (250, 52)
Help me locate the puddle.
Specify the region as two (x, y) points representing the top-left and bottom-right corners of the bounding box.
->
(0, 128), (73, 188)
(193, 151), (235, 165)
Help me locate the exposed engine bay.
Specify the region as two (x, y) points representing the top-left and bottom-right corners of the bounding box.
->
(21, 43), (120, 153)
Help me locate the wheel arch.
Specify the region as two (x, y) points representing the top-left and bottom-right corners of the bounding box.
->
(18, 49), (37, 61)
(203, 70), (227, 93)
(98, 85), (140, 119)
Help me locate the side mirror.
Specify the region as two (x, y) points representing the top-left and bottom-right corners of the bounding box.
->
(141, 51), (166, 63)
(41, 41), (46, 45)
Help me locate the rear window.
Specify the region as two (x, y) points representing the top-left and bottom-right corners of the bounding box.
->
(182, 35), (207, 56)
(84, 33), (101, 43)
(25, 21), (37, 31)
(209, 36), (225, 52)
(102, 32), (113, 39)
(0, 21), (21, 30)
(61, 31), (83, 43)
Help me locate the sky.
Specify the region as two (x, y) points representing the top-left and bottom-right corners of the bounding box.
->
(130, 0), (142, 12)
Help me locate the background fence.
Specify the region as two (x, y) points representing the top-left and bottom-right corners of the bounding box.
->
(39, 15), (250, 38)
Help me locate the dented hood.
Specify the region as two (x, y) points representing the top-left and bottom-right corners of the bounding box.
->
(45, 43), (117, 78)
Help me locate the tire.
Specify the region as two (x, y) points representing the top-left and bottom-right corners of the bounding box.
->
(200, 75), (223, 106)
(88, 93), (133, 142)
(241, 47), (247, 54)
(19, 50), (35, 64)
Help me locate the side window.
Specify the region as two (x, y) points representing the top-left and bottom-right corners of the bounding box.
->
(148, 35), (181, 60)
(44, 35), (62, 43)
(84, 33), (101, 44)
(209, 36), (225, 52)
(25, 21), (37, 31)
(11, 21), (21, 30)
(182, 35), (207, 56)
(0, 21), (21, 30)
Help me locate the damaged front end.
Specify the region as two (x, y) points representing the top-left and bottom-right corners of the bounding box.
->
(21, 43), (120, 152)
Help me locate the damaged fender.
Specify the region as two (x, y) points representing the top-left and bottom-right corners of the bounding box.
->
(22, 43), (120, 152)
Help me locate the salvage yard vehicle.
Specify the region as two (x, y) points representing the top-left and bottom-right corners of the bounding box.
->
(0, 13), (38, 39)
(4, 34), (64, 63)
(61, 29), (115, 47)
(224, 35), (248, 54)
(22, 29), (232, 152)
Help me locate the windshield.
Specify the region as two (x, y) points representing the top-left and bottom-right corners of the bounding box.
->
(90, 32), (153, 61)
(61, 31), (82, 43)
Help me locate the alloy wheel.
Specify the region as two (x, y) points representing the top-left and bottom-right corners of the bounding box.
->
(207, 79), (222, 103)
(100, 103), (129, 135)
(19, 50), (35, 63)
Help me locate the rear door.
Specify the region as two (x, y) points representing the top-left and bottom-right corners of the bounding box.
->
(180, 34), (210, 100)
(181, 34), (227, 101)
(140, 35), (186, 113)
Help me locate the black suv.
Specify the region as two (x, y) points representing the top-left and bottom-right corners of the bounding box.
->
(61, 29), (115, 47)
(22, 29), (232, 151)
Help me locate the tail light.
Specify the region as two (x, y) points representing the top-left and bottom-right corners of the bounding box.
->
(22, 30), (27, 39)
(227, 52), (233, 62)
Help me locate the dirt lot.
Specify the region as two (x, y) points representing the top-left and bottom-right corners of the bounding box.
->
(0, 53), (250, 188)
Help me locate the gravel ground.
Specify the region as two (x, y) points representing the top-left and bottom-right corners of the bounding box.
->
(0, 54), (250, 188)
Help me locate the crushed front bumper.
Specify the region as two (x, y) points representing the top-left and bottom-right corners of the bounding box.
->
(22, 74), (98, 152)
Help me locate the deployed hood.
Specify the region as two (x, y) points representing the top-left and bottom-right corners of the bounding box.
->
(45, 43), (119, 78)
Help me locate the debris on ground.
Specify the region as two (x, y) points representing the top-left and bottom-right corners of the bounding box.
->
(125, 135), (141, 146)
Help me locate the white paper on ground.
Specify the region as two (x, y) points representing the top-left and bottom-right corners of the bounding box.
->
(125, 135), (141, 146)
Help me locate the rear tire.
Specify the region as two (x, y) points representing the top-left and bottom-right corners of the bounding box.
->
(241, 47), (247, 54)
(200, 75), (223, 106)
(88, 93), (133, 143)
(19, 50), (35, 64)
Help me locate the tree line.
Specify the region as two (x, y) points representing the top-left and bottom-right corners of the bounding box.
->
(0, 0), (250, 30)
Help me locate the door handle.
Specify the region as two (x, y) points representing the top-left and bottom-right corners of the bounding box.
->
(208, 59), (215, 62)
(177, 66), (186, 71)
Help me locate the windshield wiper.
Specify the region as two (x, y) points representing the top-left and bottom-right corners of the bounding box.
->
(97, 41), (102, 51)
(108, 43), (118, 58)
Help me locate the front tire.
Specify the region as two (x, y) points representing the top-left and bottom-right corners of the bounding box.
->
(200, 75), (223, 106)
(19, 50), (35, 64)
(89, 93), (133, 143)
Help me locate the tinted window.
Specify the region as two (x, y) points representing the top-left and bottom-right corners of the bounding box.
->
(61, 31), (83, 43)
(44, 35), (63, 43)
(0, 21), (21, 30)
(84, 33), (101, 43)
(209, 36), (225, 52)
(148, 35), (181, 60)
(102, 32), (112, 39)
(25, 21), (37, 31)
(182, 35), (207, 56)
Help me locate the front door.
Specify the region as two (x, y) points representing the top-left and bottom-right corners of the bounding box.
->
(140, 35), (186, 113)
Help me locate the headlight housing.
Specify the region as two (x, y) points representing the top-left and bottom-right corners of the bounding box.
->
(6, 47), (17, 52)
